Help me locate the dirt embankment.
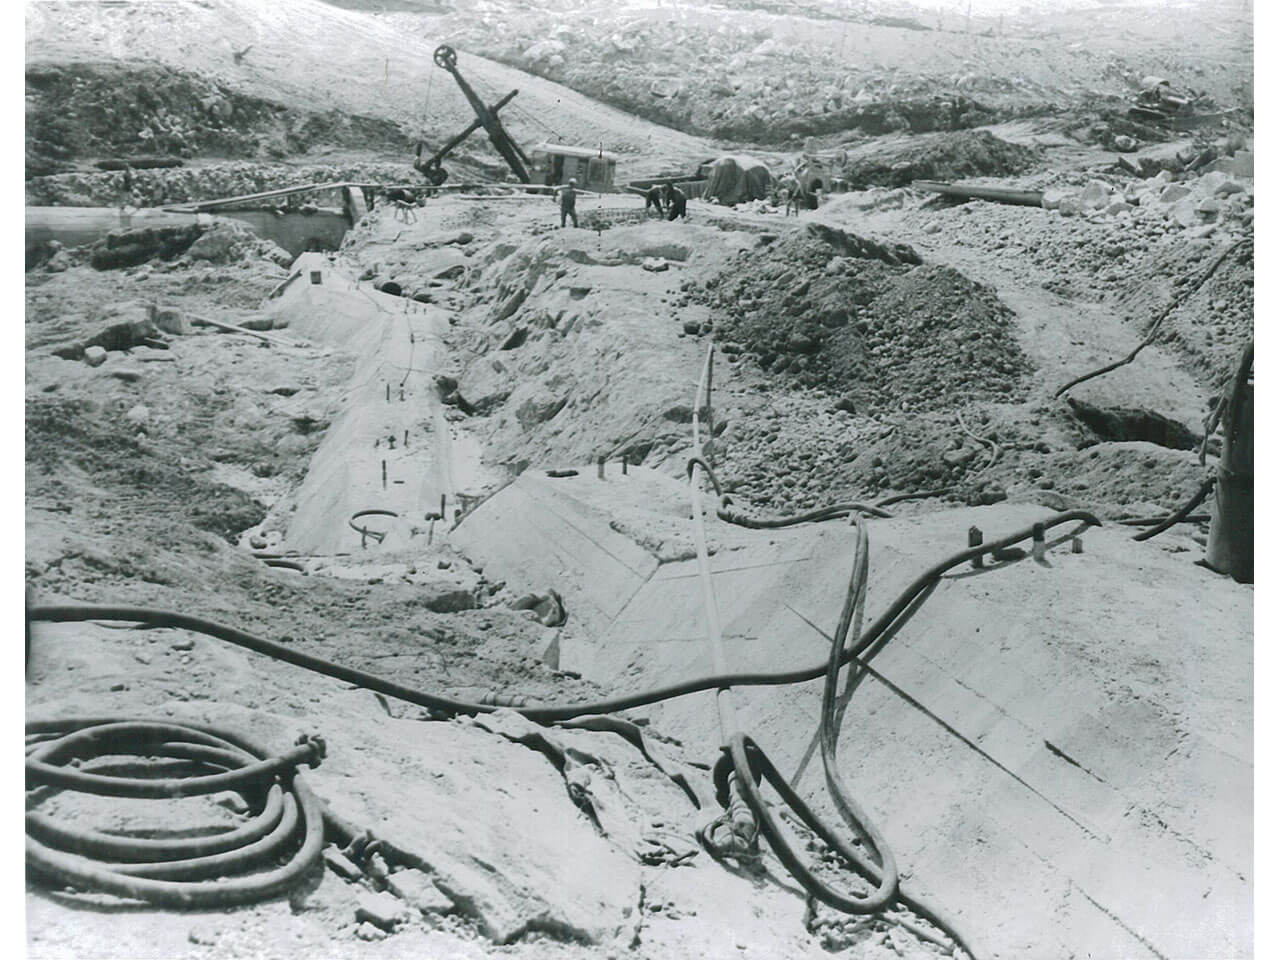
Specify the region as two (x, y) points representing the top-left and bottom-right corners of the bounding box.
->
(28, 160), (425, 208)
(838, 129), (1040, 188)
(26, 62), (410, 177)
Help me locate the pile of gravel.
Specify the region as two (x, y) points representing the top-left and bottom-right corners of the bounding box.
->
(695, 223), (1030, 415)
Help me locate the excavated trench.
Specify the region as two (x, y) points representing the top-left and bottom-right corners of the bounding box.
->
(24, 183), (1253, 960)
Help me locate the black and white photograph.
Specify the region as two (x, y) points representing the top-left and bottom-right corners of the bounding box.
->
(22, 0), (1257, 957)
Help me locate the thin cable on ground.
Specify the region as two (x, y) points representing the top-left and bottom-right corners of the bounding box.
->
(955, 406), (1002, 479)
(1054, 237), (1252, 399)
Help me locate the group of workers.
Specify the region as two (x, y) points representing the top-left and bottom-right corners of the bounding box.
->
(553, 178), (688, 228)
(643, 182), (688, 221)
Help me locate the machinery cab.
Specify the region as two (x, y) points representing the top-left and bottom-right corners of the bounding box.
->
(530, 143), (618, 191)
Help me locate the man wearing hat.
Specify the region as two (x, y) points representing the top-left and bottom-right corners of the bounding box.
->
(556, 178), (579, 228)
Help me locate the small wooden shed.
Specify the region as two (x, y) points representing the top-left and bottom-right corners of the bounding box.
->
(529, 143), (619, 191)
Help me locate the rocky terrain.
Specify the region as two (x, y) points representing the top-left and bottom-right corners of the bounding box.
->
(423, 0), (1251, 145)
(24, 0), (1254, 958)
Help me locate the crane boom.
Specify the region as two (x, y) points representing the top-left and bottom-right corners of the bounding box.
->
(415, 45), (531, 185)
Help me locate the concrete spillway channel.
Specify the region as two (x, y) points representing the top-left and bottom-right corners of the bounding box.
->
(264, 253), (489, 555)
(453, 471), (1253, 959)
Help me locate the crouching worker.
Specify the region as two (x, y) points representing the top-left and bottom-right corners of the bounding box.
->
(556, 178), (579, 228)
(644, 183), (666, 217)
(665, 182), (687, 221)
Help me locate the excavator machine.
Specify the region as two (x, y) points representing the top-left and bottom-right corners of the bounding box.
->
(414, 44), (532, 186)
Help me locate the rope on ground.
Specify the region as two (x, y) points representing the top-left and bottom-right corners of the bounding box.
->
(955, 406), (1002, 479)
(1054, 237), (1252, 399)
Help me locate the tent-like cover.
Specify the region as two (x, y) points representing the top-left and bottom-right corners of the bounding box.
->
(704, 155), (772, 206)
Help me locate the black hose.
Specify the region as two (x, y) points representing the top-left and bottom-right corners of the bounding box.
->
(25, 719), (325, 908)
(718, 500), (893, 528)
(699, 497), (983, 954)
(707, 517), (902, 912)
(349, 509), (398, 545)
(1117, 514), (1210, 527)
(263, 559), (307, 573)
(1055, 238), (1251, 399)
(1130, 477), (1217, 542)
(720, 735), (981, 958)
(874, 488), (951, 508)
(29, 511), (1100, 725)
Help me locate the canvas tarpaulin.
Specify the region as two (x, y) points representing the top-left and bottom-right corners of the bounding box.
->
(704, 155), (772, 205)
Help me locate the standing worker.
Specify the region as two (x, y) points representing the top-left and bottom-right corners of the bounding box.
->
(556, 178), (579, 228)
(644, 183), (666, 217)
(664, 182), (688, 222)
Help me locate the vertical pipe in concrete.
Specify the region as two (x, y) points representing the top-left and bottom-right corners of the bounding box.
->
(968, 526), (983, 569)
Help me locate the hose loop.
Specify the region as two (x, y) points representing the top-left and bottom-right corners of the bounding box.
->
(296, 732), (328, 767)
(25, 719), (324, 907)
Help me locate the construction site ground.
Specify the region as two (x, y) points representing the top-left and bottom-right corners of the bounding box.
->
(24, 2), (1255, 959)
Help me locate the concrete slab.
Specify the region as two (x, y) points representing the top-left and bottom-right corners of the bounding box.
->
(579, 505), (1251, 960)
(451, 469), (675, 639)
(273, 265), (494, 555)
(452, 483), (1251, 959)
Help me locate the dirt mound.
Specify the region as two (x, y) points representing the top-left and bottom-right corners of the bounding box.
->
(25, 62), (408, 177)
(695, 223), (1030, 413)
(27, 395), (268, 544)
(839, 130), (1040, 188)
(1040, 441), (1211, 511)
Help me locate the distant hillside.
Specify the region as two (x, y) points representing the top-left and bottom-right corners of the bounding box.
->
(24, 0), (712, 178)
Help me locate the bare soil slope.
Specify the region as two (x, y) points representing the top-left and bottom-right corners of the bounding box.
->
(25, 0), (712, 177)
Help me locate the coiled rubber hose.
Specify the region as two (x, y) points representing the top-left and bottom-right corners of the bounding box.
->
(26, 719), (326, 907)
(28, 512), (1099, 725)
(349, 509), (398, 546)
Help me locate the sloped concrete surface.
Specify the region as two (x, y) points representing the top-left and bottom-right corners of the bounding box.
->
(451, 476), (1252, 959)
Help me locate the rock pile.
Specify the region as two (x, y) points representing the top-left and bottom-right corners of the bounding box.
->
(89, 219), (292, 271)
(1043, 164), (1253, 236)
(694, 223), (1029, 414)
(450, 8), (1032, 143)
